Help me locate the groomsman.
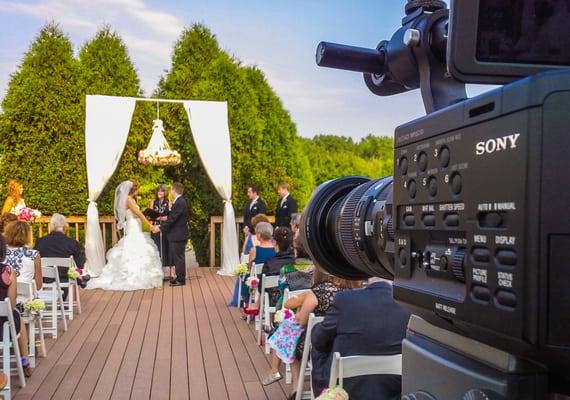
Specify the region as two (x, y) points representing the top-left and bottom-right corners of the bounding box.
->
(275, 183), (297, 227)
(243, 184), (267, 231)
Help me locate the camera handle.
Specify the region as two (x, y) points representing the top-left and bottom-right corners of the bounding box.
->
(316, 2), (467, 114)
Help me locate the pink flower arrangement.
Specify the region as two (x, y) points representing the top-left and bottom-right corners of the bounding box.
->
(18, 207), (41, 222)
(246, 276), (259, 289)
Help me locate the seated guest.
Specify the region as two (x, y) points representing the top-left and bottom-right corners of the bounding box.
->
(289, 213), (301, 234)
(34, 213), (89, 289)
(0, 212), (17, 235)
(0, 235), (33, 376)
(311, 276), (412, 399)
(262, 267), (362, 399)
(4, 221), (42, 290)
(275, 234), (314, 309)
(241, 214), (270, 258)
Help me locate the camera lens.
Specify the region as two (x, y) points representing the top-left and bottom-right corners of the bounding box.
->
(300, 176), (395, 280)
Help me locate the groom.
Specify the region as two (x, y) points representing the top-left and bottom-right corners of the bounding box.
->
(152, 182), (189, 286)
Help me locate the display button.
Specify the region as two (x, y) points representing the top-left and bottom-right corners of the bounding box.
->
(444, 213), (459, 227)
(403, 213), (415, 226)
(418, 152), (428, 172)
(399, 156), (408, 175)
(450, 172), (462, 195)
(408, 179), (417, 199)
(496, 290), (517, 308)
(472, 285), (491, 302)
(439, 146), (450, 168)
(472, 247), (490, 263)
(427, 176), (437, 197)
(422, 213), (436, 227)
(496, 249), (517, 266)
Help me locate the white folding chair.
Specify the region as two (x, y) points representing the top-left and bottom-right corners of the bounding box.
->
(40, 257), (82, 320)
(257, 274), (279, 350)
(245, 263), (264, 324)
(0, 297), (26, 397)
(295, 313), (324, 400)
(328, 352), (402, 389)
(38, 264), (68, 338)
(16, 282), (46, 368)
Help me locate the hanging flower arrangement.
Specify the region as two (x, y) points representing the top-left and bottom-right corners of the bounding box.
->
(138, 103), (181, 167)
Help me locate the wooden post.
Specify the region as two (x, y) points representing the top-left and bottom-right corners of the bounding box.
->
(209, 218), (216, 268)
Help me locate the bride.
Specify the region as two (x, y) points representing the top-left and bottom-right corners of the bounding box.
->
(87, 180), (163, 291)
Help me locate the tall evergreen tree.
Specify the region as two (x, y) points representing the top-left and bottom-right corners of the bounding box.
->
(0, 24), (85, 214)
(158, 24), (315, 265)
(79, 27), (166, 214)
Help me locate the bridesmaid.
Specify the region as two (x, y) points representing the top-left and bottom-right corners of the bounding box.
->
(2, 180), (25, 214)
(150, 184), (172, 280)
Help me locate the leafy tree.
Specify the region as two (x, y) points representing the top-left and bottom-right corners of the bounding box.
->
(0, 24), (86, 214)
(157, 24), (314, 265)
(78, 26), (167, 214)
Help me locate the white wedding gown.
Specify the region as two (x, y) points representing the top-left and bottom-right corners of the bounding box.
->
(87, 209), (163, 291)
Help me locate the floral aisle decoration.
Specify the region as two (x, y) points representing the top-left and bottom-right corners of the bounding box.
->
(24, 298), (45, 321)
(273, 308), (295, 324)
(245, 276), (259, 290)
(316, 387), (349, 400)
(68, 265), (81, 280)
(18, 207), (41, 222)
(138, 103), (181, 167)
(234, 263), (248, 277)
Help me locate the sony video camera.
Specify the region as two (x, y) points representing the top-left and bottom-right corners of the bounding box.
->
(301, 0), (570, 398)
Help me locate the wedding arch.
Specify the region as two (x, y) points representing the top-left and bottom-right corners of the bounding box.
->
(84, 95), (239, 277)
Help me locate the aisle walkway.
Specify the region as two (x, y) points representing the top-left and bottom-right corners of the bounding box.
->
(13, 268), (292, 400)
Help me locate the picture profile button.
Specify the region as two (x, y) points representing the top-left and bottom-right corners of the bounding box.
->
(471, 285), (491, 303)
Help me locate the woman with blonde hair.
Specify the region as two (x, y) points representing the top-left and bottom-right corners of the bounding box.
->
(2, 180), (25, 214)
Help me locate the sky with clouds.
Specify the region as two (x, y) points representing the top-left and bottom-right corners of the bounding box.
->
(0, 0), (491, 140)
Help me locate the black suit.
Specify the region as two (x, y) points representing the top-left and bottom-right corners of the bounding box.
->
(311, 281), (411, 399)
(159, 196), (189, 282)
(275, 194), (297, 227)
(35, 231), (86, 281)
(243, 197), (267, 230)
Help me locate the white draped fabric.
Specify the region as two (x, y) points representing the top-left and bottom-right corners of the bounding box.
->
(85, 95), (136, 276)
(184, 101), (240, 275)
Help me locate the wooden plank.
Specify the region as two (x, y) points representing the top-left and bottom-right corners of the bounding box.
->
(130, 288), (163, 399)
(169, 284), (189, 400)
(71, 291), (142, 400)
(182, 270), (209, 400)
(193, 270), (228, 399)
(89, 290), (143, 400)
(150, 285), (173, 400)
(14, 290), (116, 400)
(198, 270), (248, 400)
(109, 290), (154, 400)
(49, 292), (130, 400)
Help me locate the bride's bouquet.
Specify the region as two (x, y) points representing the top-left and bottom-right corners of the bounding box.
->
(18, 207), (41, 222)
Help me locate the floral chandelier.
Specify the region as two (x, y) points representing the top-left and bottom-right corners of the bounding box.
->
(138, 103), (181, 167)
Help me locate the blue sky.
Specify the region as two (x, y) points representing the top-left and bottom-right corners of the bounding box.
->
(0, 0), (488, 139)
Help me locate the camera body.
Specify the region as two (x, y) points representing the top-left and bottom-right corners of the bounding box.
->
(306, 0), (570, 397)
(393, 70), (570, 386)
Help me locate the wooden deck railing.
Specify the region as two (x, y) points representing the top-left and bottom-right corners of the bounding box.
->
(33, 215), (118, 249)
(209, 215), (275, 267)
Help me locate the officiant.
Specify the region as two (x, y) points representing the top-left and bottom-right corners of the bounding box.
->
(147, 184), (172, 279)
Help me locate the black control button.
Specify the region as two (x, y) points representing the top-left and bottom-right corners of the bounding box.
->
(496, 249), (517, 266)
(472, 285), (491, 302)
(418, 152), (428, 172)
(444, 213), (459, 227)
(422, 213), (436, 227)
(403, 213), (415, 226)
(439, 146), (450, 168)
(472, 247), (490, 263)
(399, 249), (408, 267)
(440, 255), (448, 271)
(450, 172), (462, 195)
(478, 212), (503, 228)
(496, 290), (517, 308)
(408, 179), (417, 199)
(427, 176), (437, 197)
(399, 156), (408, 175)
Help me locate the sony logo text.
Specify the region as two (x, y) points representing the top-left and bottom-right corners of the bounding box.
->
(475, 133), (520, 156)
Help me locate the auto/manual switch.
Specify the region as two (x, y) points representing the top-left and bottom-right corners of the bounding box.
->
(478, 212), (504, 228)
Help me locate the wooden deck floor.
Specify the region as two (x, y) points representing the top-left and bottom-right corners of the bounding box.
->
(13, 268), (293, 400)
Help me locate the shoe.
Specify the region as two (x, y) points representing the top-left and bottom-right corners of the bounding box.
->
(261, 372), (282, 386)
(82, 274), (91, 283)
(78, 280), (87, 289)
(170, 280), (186, 287)
(23, 364), (33, 377)
(163, 276), (171, 281)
